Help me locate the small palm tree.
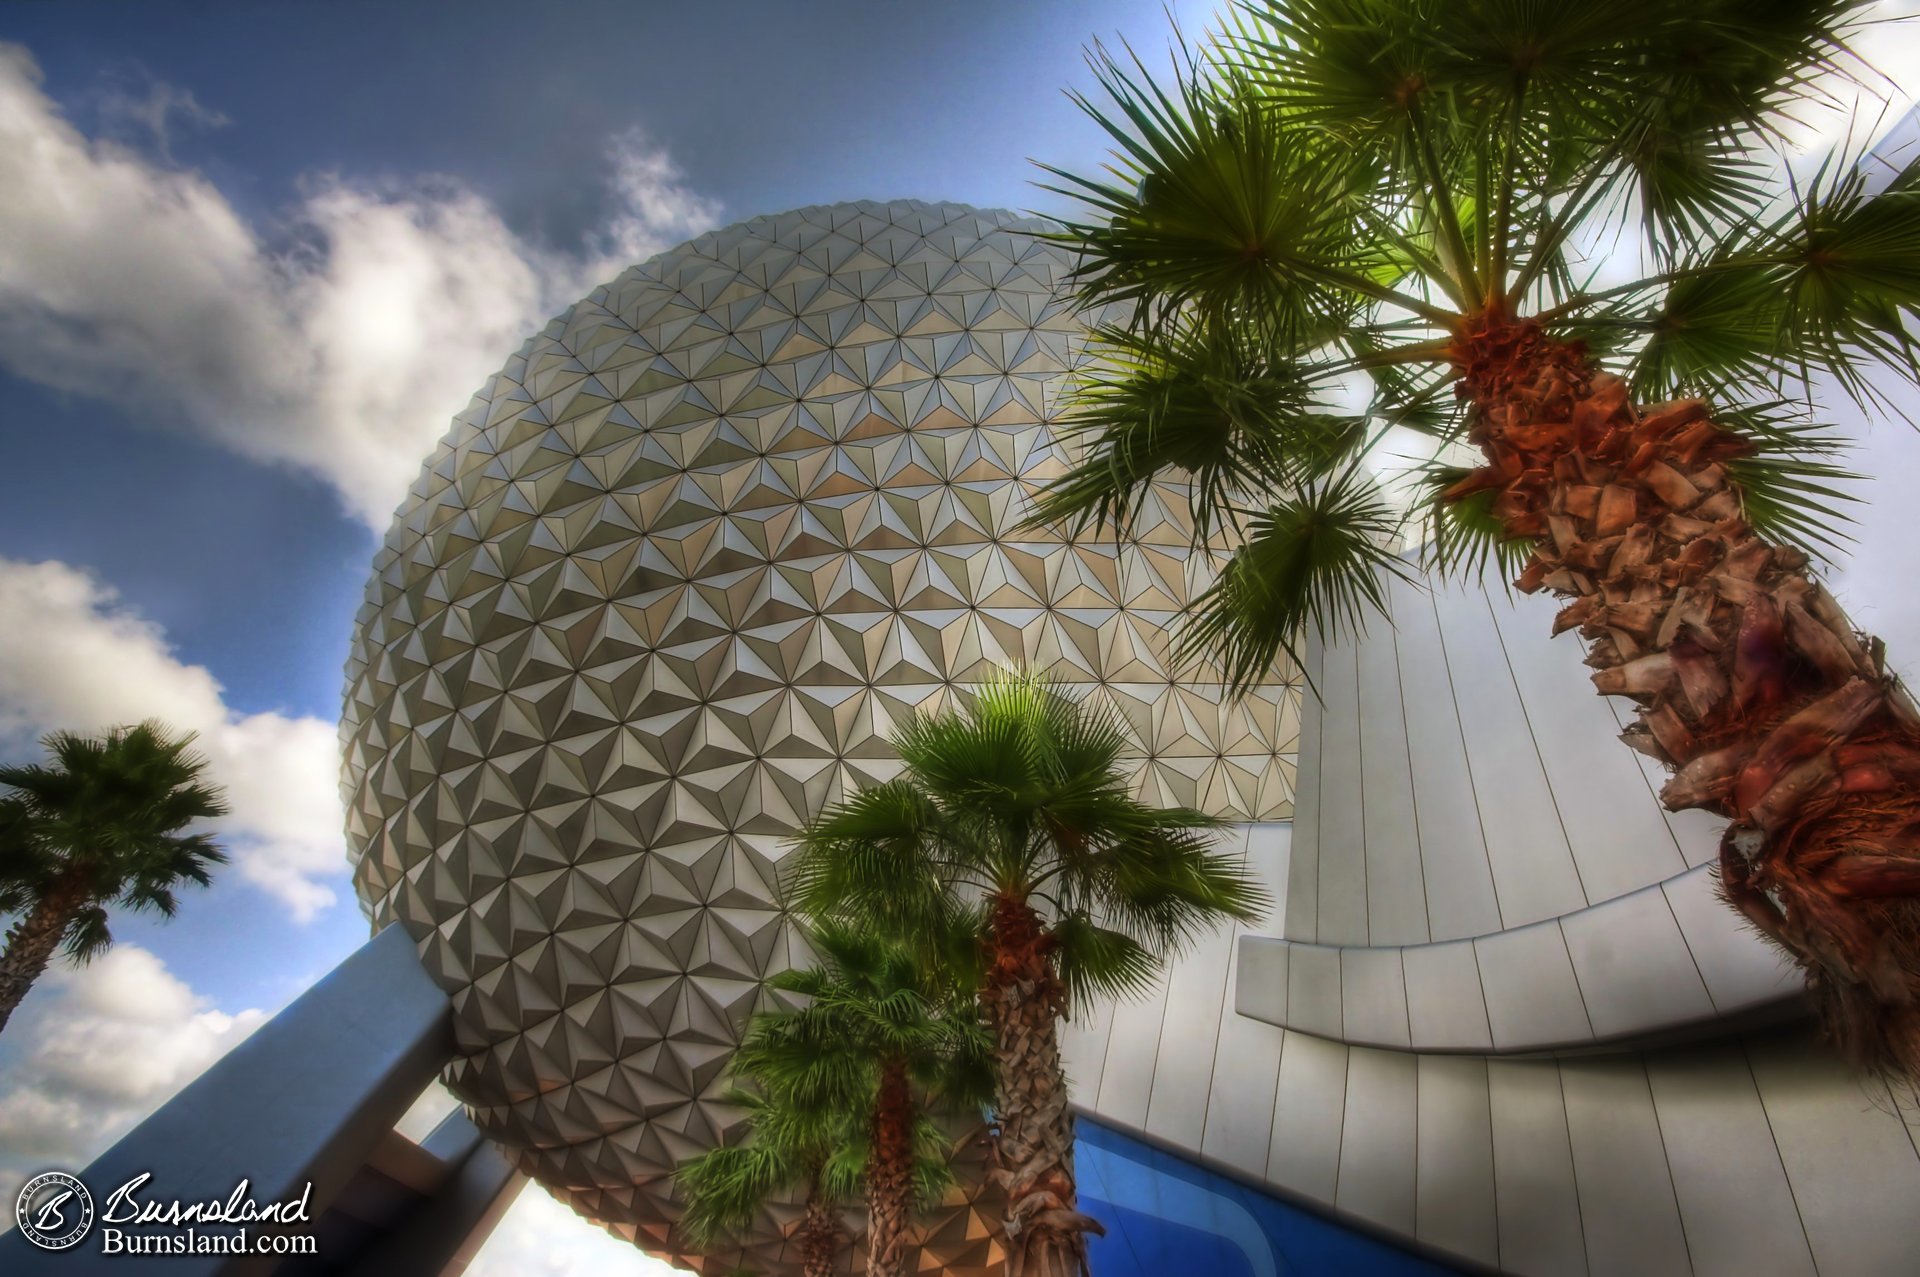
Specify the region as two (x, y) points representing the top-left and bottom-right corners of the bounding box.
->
(0, 722), (227, 1034)
(679, 922), (993, 1277)
(1036, 3), (1920, 1077)
(790, 671), (1266, 1277)
(677, 1087), (848, 1277)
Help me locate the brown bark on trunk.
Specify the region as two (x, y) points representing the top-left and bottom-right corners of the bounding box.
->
(0, 874), (87, 1036)
(982, 894), (1103, 1277)
(794, 1184), (842, 1277)
(1447, 306), (1920, 1077)
(864, 1056), (915, 1277)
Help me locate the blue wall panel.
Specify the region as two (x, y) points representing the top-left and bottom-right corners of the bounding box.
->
(1077, 1118), (1461, 1276)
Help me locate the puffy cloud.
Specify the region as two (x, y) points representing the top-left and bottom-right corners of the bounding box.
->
(0, 43), (720, 531)
(0, 945), (267, 1205)
(468, 1187), (685, 1277)
(0, 558), (343, 919)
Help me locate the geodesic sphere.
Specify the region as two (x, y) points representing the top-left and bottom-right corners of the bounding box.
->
(340, 201), (1299, 1273)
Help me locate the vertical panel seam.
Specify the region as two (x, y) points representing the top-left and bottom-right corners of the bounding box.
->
(1133, 966), (1178, 1133)
(1486, 1058), (1503, 1272)
(1350, 638), (1369, 946)
(1658, 880), (1724, 1016)
(1426, 583), (1509, 929)
(1638, 1054), (1699, 1275)
(1387, 600), (1434, 945)
(1739, 1033), (1822, 1276)
(1555, 920), (1598, 1039)
(1193, 833), (1252, 1153)
(1482, 589), (1593, 908)
(1261, 1025), (1290, 1180)
(1555, 1062), (1593, 1277)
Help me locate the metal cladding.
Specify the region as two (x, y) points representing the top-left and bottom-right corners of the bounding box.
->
(340, 201), (1300, 1272)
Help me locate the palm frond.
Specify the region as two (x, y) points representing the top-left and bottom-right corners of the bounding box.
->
(1175, 468), (1412, 693)
(1025, 319), (1363, 542)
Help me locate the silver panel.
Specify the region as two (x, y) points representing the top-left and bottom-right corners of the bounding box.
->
(1235, 935), (1288, 1024)
(1202, 979), (1288, 1180)
(1266, 1030), (1348, 1203)
(1431, 580), (1588, 927)
(1335, 1047), (1418, 1236)
(1339, 945), (1410, 1049)
(1355, 606), (1428, 944)
(1487, 1059), (1589, 1276)
(1246, 822), (1291, 937)
(1315, 640), (1369, 943)
(1144, 923), (1235, 1149)
(1092, 971), (1171, 1130)
(1060, 993), (1116, 1100)
(1643, 1042), (1817, 1277)
(1489, 581), (1688, 904)
(1559, 1057), (1691, 1275)
(1403, 938), (1493, 1052)
(1560, 884), (1714, 1040)
(1285, 942), (1342, 1040)
(1475, 921), (1593, 1050)
(1660, 865), (1800, 1014)
(1287, 641), (1324, 941)
(1745, 1031), (1920, 1276)
(1415, 1054), (1499, 1268)
(1388, 574), (1503, 942)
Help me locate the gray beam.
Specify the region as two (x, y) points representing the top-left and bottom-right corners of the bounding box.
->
(345, 1112), (526, 1277)
(0, 924), (452, 1275)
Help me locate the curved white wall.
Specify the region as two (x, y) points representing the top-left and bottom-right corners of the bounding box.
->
(1072, 562), (1920, 1276)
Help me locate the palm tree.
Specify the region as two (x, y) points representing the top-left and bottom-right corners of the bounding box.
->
(790, 672), (1266, 1277)
(679, 921), (993, 1277)
(1032, 2), (1920, 1079)
(676, 1086), (848, 1277)
(0, 722), (227, 1034)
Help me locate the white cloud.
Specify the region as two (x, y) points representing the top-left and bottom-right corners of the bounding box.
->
(469, 1186), (686, 1277)
(0, 43), (720, 531)
(0, 557), (344, 919)
(0, 945), (267, 1207)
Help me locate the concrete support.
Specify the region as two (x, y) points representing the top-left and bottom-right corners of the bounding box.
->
(1, 924), (453, 1275)
(342, 1112), (526, 1277)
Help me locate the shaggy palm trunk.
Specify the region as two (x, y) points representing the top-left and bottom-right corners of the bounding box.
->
(1447, 306), (1920, 1077)
(865, 1056), (915, 1277)
(0, 874), (86, 1035)
(982, 894), (1103, 1277)
(794, 1183), (841, 1277)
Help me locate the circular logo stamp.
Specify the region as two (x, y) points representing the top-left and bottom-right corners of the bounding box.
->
(14, 1171), (94, 1251)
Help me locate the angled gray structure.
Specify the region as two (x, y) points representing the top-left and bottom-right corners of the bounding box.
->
(0, 925), (522, 1275)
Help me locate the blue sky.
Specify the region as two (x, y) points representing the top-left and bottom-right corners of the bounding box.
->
(5, 2), (1920, 1272)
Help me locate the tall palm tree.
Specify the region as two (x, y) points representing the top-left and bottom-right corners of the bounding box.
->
(678, 921), (993, 1277)
(790, 672), (1266, 1277)
(1033, 2), (1920, 1079)
(0, 722), (227, 1034)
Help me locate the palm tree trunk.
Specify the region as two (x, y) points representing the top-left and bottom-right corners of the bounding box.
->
(1447, 307), (1920, 1077)
(0, 874), (86, 1036)
(795, 1184), (841, 1277)
(982, 894), (1103, 1277)
(864, 1056), (915, 1277)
